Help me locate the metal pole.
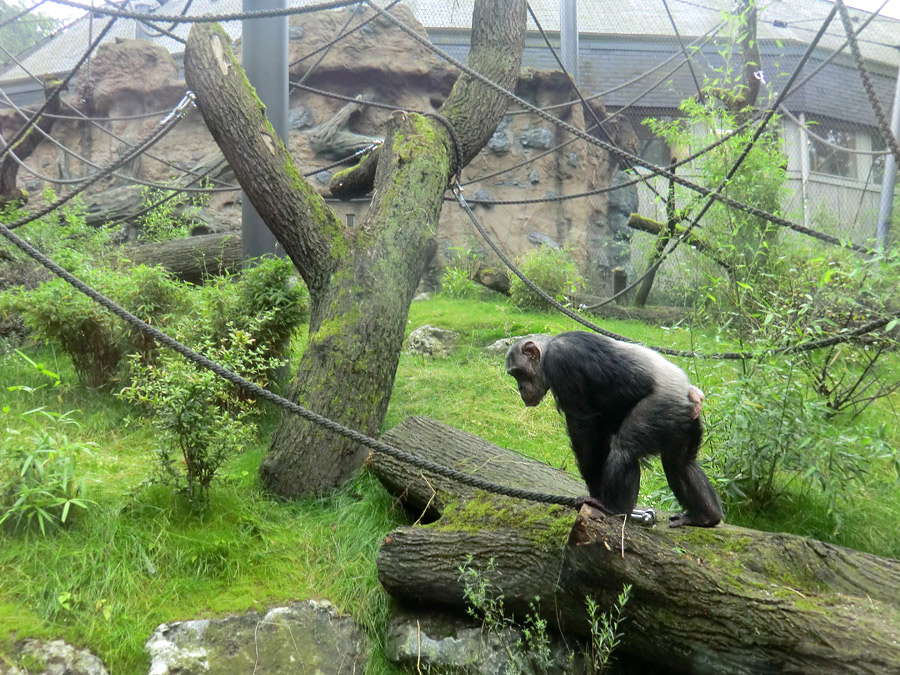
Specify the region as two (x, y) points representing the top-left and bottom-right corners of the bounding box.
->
(876, 61), (900, 250)
(242, 0), (288, 263)
(559, 0), (578, 84)
(799, 112), (810, 231)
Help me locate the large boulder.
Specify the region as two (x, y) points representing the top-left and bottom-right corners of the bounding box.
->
(145, 601), (367, 674)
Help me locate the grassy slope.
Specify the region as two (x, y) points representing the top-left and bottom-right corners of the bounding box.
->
(2, 295), (899, 672)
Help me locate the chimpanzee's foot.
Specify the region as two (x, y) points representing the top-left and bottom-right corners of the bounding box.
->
(669, 512), (721, 528)
(575, 496), (611, 513)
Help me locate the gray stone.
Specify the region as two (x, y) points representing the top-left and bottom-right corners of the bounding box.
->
(566, 151), (579, 167)
(288, 25), (304, 40)
(145, 600), (367, 675)
(472, 189), (495, 208)
(0, 639), (108, 675)
(487, 130), (509, 154)
(520, 128), (554, 149)
(528, 169), (540, 185)
(315, 170), (333, 185)
(288, 105), (314, 130)
(528, 231), (561, 249)
(404, 325), (460, 357)
(485, 334), (545, 355)
(385, 610), (577, 674)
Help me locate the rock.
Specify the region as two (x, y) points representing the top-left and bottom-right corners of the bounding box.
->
(404, 325), (460, 357)
(384, 609), (577, 675)
(0, 639), (109, 675)
(528, 231), (561, 249)
(75, 40), (183, 115)
(528, 169), (541, 185)
(315, 170), (333, 185)
(520, 127), (554, 149)
(145, 601), (367, 675)
(288, 105), (314, 130)
(472, 189), (495, 207)
(487, 129), (509, 154)
(484, 334), (544, 355)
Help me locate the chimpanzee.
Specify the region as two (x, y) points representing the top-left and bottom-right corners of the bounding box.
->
(505, 331), (722, 528)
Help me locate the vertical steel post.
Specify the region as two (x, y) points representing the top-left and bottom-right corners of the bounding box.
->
(799, 112), (810, 231)
(241, 0), (288, 262)
(559, 0), (578, 84)
(876, 62), (900, 250)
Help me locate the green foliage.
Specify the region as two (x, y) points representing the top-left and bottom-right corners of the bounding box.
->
(1, 355), (95, 535)
(5, 263), (184, 388)
(0, 1), (59, 65)
(645, 98), (787, 284)
(459, 557), (628, 674)
(440, 266), (482, 299)
(135, 183), (210, 243)
(508, 246), (583, 311)
(119, 324), (274, 505)
(0, 408), (95, 536)
(705, 357), (890, 514)
(583, 586), (631, 675)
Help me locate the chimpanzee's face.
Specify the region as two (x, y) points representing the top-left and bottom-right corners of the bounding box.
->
(505, 340), (549, 407)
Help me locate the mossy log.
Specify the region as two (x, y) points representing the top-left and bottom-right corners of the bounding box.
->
(374, 416), (900, 674)
(124, 233), (241, 282)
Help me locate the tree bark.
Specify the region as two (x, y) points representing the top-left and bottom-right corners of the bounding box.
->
(184, 0), (527, 497)
(124, 233), (241, 282)
(374, 417), (900, 674)
(0, 75), (62, 205)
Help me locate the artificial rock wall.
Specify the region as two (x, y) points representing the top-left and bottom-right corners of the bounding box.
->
(1, 4), (638, 292)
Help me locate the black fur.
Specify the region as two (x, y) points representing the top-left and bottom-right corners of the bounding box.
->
(506, 331), (722, 527)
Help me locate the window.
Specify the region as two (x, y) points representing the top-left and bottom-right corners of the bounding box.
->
(808, 118), (858, 180)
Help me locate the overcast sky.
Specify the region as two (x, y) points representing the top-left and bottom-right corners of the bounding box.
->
(25, 0), (900, 27)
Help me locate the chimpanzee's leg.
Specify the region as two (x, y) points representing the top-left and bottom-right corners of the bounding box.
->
(662, 419), (723, 528)
(594, 402), (655, 515)
(565, 415), (611, 497)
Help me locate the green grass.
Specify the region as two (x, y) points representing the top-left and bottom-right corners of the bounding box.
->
(2, 294), (900, 672)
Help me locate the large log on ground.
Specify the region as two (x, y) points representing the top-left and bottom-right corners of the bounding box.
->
(373, 417), (900, 674)
(125, 232), (241, 282)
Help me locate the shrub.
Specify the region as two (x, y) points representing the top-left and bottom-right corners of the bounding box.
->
(7, 264), (183, 388)
(704, 358), (887, 514)
(119, 323), (278, 505)
(0, 407), (95, 535)
(440, 266), (482, 299)
(508, 246), (583, 310)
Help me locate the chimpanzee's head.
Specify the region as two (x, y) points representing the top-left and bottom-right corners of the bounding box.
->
(505, 337), (550, 407)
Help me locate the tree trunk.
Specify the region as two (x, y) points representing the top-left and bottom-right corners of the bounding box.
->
(0, 75), (63, 205)
(373, 417), (900, 674)
(125, 233), (241, 282)
(184, 0), (528, 497)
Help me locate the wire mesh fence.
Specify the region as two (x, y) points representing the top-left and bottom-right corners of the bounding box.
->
(1, 0), (898, 305)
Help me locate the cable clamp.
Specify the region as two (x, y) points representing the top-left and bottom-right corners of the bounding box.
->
(161, 91), (197, 125)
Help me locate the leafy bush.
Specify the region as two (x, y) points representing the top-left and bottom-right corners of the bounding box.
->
(136, 183), (210, 243)
(6, 264), (183, 388)
(705, 358), (888, 514)
(119, 325), (276, 505)
(192, 256), (308, 371)
(1, 407), (95, 535)
(440, 266), (482, 299)
(508, 246), (583, 310)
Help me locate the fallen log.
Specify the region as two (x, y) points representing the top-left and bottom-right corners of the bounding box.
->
(124, 232), (241, 282)
(373, 416), (900, 674)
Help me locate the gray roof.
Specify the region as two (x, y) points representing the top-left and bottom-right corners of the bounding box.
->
(2, 0), (898, 125)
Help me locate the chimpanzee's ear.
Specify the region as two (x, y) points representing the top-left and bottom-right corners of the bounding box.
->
(521, 341), (541, 361)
